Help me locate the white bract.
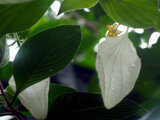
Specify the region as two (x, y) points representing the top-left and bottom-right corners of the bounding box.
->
(96, 33), (141, 109)
(9, 77), (50, 119)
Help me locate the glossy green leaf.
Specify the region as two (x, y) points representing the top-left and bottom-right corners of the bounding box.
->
(49, 84), (76, 110)
(0, 37), (9, 68)
(0, 0), (33, 4)
(0, 0), (54, 36)
(47, 93), (147, 120)
(59, 0), (98, 14)
(13, 25), (81, 94)
(99, 0), (160, 28)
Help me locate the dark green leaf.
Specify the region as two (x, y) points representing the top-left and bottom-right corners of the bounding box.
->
(0, 104), (8, 115)
(13, 25), (81, 94)
(0, 37), (9, 68)
(138, 39), (160, 66)
(92, 3), (114, 24)
(0, 0), (54, 36)
(20, 111), (32, 117)
(134, 39), (160, 99)
(129, 31), (141, 47)
(99, 0), (160, 28)
(47, 93), (147, 120)
(0, 62), (12, 80)
(49, 84), (76, 110)
(59, 0), (98, 14)
(0, 0), (33, 4)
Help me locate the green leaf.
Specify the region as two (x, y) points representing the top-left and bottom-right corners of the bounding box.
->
(13, 25), (81, 94)
(138, 39), (160, 66)
(134, 39), (160, 99)
(0, 0), (54, 36)
(87, 74), (101, 94)
(128, 31), (141, 47)
(0, 62), (12, 80)
(0, 0), (33, 4)
(76, 27), (97, 55)
(0, 37), (9, 68)
(99, 0), (160, 28)
(59, 0), (98, 14)
(0, 86), (21, 108)
(75, 49), (96, 70)
(24, 16), (76, 38)
(47, 93), (147, 120)
(49, 84), (76, 110)
(5, 86), (21, 108)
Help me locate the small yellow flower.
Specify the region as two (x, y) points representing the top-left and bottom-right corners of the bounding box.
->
(106, 24), (122, 37)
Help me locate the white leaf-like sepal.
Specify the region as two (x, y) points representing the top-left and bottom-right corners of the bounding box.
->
(96, 33), (141, 109)
(9, 77), (50, 119)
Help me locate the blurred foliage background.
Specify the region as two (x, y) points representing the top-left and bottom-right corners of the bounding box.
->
(0, 0), (160, 119)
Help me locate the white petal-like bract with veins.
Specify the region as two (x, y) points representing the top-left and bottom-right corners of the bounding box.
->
(9, 77), (50, 119)
(96, 33), (141, 109)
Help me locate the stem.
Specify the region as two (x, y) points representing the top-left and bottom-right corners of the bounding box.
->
(11, 92), (18, 106)
(8, 41), (16, 47)
(0, 81), (24, 120)
(14, 33), (21, 47)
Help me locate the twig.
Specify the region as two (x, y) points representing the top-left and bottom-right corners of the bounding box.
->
(0, 81), (24, 120)
(14, 33), (21, 47)
(11, 92), (18, 106)
(70, 11), (104, 36)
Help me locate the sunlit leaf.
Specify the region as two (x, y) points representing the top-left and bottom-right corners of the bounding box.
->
(0, 0), (33, 4)
(59, 0), (98, 14)
(0, 0), (54, 36)
(99, 0), (160, 28)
